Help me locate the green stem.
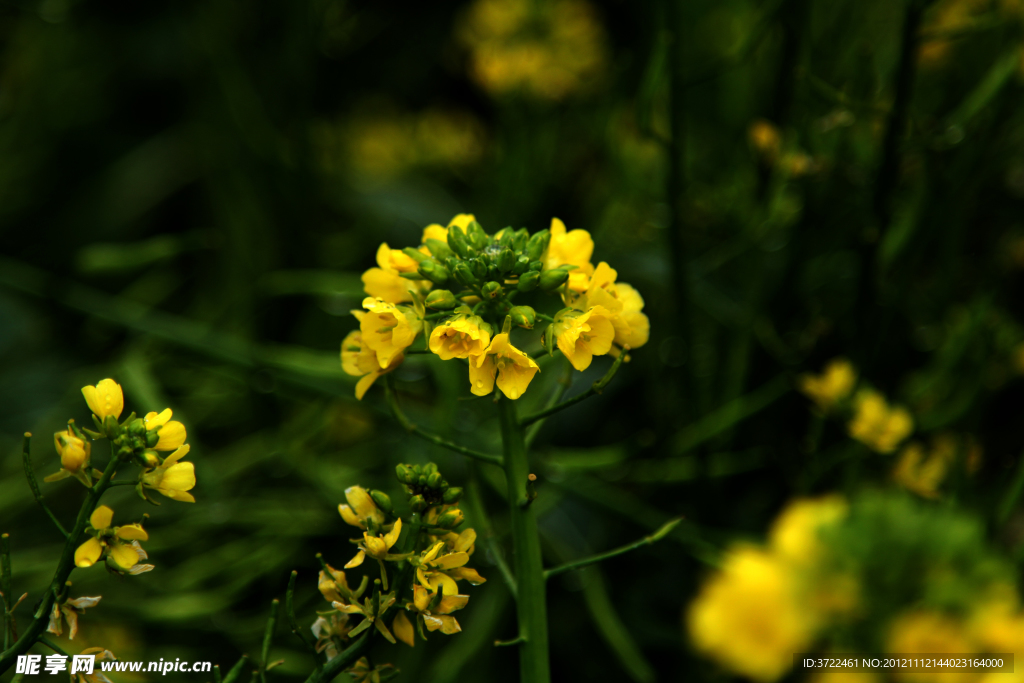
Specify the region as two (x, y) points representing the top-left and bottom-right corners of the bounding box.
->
(498, 398), (549, 683)
(519, 350), (627, 427)
(0, 453), (120, 675)
(997, 450), (1024, 525)
(22, 434), (69, 539)
(1, 534), (11, 651)
(543, 519), (682, 580)
(302, 630), (372, 683)
(385, 377), (503, 466)
(525, 359), (573, 449)
(220, 655), (250, 683)
(260, 599), (279, 683)
(285, 571), (321, 669)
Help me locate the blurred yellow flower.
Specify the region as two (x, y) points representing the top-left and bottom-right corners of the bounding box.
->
(140, 444), (196, 502)
(749, 119), (782, 160)
(769, 495), (847, 566)
(687, 546), (815, 682)
(362, 243), (425, 304)
(341, 326), (403, 400)
(81, 379), (123, 420)
(552, 305), (615, 371)
(469, 332), (540, 399)
(74, 506), (149, 571)
(429, 311), (491, 360)
(798, 359), (857, 412)
(887, 611), (979, 683)
(458, 0), (608, 101)
(142, 408), (186, 451)
(848, 389), (913, 453)
(358, 297), (421, 369)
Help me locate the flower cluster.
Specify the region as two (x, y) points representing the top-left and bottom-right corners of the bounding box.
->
(688, 493), (1022, 683)
(892, 432), (982, 499)
(306, 463), (484, 679)
(798, 359), (914, 453)
(341, 214), (649, 400)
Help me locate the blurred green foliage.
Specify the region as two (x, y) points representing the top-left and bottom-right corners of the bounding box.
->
(3, 0), (1024, 680)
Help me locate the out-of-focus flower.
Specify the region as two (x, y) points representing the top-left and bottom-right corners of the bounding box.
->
(311, 613), (353, 661)
(847, 389), (913, 453)
(688, 546), (816, 682)
(769, 496), (847, 566)
(798, 359), (857, 412)
(918, 0), (992, 67)
(750, 120), (782, 160)
(71, 647), (116, 683)
(345, 657), (397, 683)
(457, 0), (608, 101)
(341, 327), (403, 400)
(886, 611), (978, 683)
(893, 433), (983, 499)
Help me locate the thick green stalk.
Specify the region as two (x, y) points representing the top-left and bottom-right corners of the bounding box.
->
(498, 398), (549, 683)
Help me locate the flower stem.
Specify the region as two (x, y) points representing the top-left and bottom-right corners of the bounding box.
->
(543, 518), (682, 580)
(498, 397), (549, 683)
(22, 434), (69, 539)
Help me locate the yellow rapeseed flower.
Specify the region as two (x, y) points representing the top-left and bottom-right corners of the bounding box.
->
(572, 262), (650, 350)
(469, 333), (540, 399)
(886, 611), (978, 683)
(545, 218), (594, 292)
(346, 518), (403, 589)
(74, 506), (149, 571)
(798, 359), (857, 412)
(400, 583), (469, 642)
(415, 540), (471, 596)
(848, 389), (913, 453)
(429, 311), (491, 360)
(769, 496), (847, 566)
(552, 305), (615, 371)
(362, 243), (424, 304)
(142, 408), (187, 451)
(359, 297), (421, 369)
(341, 326), (403, 400)
(140, 444), (196, 502)
(338, 485), (386, 531)
(81, 379), (123, 420)
(688, 546), (815, 682)
(45, 427), (94, 486)
(433, 529), (487, 585)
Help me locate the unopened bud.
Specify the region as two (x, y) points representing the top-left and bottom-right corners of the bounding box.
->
(396, 464), (414, 484)
(539, 267), (570, 292)
(417, 260), (450, 286)
(466, 221), (489, 250)
(425, 290), (457, 310)
(401, 247), (429, 264)
(370, 490), (393, 514)
(447, 226), (471, 259)
(509, 306), (536, 329)
(544, 324), (556, 357)
(513, 228), (530, 252)
(427, 472), (443, 489)
(517, 270), (540, 292)
(54, 430), (90, 473)
(481, 281), (503, 299)
(442, 487), (463, 504)
(496, 248), (516, 273)
(453, 262), (477, 286)
(436, 509), (465, 529)
(425, 238), (454, 262)
(526, 230), (550, 261)
(513, 255), (531, 275)
(145, 430), (160, 448)
(409, 494), (427, 512)
(469, 258), (488, 281)
(140, 450), (160, 468)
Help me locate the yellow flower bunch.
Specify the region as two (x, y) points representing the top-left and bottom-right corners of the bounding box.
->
(74, 506), (150, 572)
(456, 0), (608, 101)
(848, 389), (914, 453)
(341, 215), (649, 401)
(798, 358), (857, 412)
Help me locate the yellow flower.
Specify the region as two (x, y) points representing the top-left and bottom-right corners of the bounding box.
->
(422, 213), (476, 247)
(361, 243), (424, 304)
(886, 611), (978, 683)
(72, 647), (116, 683)
(359, 297), (421, 369)
(345, 657), (398, 682)
(749, 119), (782, 160)
(142, 408), (187, 451)
(545, 218), (594, 292)
(571, 262), (650, 350)
(433, 529), (487, 585)
(469, 333), (540, 399)
(848, 389), (914, 453)
(318, 564), (366, 604)
(345, 518), (403, 590)
(44, 427), (95, 486)
(769, 496), (847, 566)
(332, 592), (398, 644)
(341, 326), (403, 400)
(397, 583), (469, 644)
(81, 379), (123, 420)
(429, 312), (491, 360)
(47, 595), (101, 640)
(798, 359), (857, 412)
(415, 540), (471, 596)
(311, 613), (352, 661)
(553, 305), (615, 371)
(140, 444), (196, 502)
(338, 485), (386, 531)
(74, 506), (149, 571)
(687, 546), (815, 682)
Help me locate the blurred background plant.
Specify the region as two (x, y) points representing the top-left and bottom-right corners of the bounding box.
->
(3, 0), (1024, 680)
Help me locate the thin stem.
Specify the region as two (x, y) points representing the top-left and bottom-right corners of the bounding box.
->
(385, 377), (503, 466)
(0, 453), (120, 675)
(525, 359), (573, 449)
(285, 572), (321, 669)
(260, 599), (279, 683)
(302, 630), (372, 683)
(498, 397), (550, 683)
(37, 636), (68, 656)
(997, 450), (1024, 525)
(465, 476), (516, 599)
(543, 519), (682, 580)
(519, 350), (627, 427)
(221, 655), (250, 683)
(1, 534), (11, 651)
(22, 434), (69, 539)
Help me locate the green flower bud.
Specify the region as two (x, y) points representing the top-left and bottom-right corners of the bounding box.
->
(442, 487), (464, 505)
(466, 221), (489, 250)
(396, 464), (415, 484)
(469, 258), (488, 281)
(530, 260), (543, 272)
(539, 267), (570, 292)
(513, 228), (530, 252)
(447, 226), (471, 259)
(509, 305), (536, 329)
(401, 247), (429, 263)
(145, 430), (160, 448)
(424, 463), (438, 475)
(425, 238), (454, 262)
(497, 247), (517, 273)
(481, 281), (503, 299)
(370, 490), (393, 514)
(453, 262), (477, 287)
(417, 260), (450, 286)
(487, 265), (502, 282)
(526, 229), (550, 261)
(544, 323), (556, 357)
(496, 228), (515, 249)
(517, 270), (540, 292)
(436, 509), (465, 529)
(417, 474), (428, 486)
(427, 471), (443, 489)
(410, 494), (427, 512)
(513, 255), (531, 275)
(425, 289), (457, 310)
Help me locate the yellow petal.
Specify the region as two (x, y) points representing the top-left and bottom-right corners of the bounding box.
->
(345, 550), (366, 569)
(449, 566), (488, 585)
(110, 542), (139, 570)
(115, 523), (148, 541)
(468, 355), (496, 396)
(437, 614), (462, 635)
(363, 536), (388, 558)
(436, 594), (470, 614)
(90, 506), (114, 530)
(426, 572), (459, 597)
(422, 614), (445, 632)
(432, 551), (469, 570)
(383, 517), (402, 550)
(393, 611), (415, 647)
(339, 504), (363, 528)
(43, 469), (72, 483)
(160, 462), (196, 494)
(74, 538), (104, 568)
(154, 421), (187, 451)
(143, 408), (172, 430)
(354, 371), (380, 401)
(161, 444), (190, 467)
(81, 379), (123, 419)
